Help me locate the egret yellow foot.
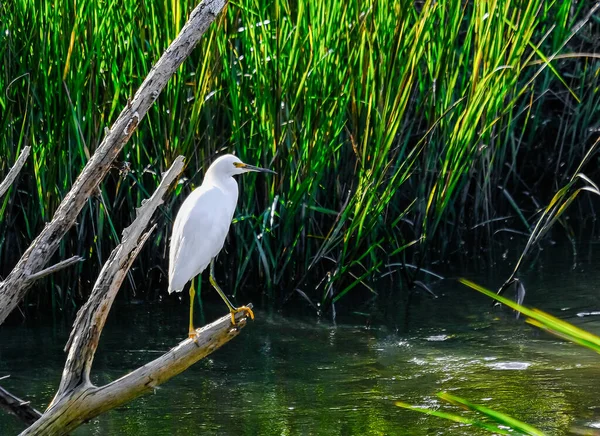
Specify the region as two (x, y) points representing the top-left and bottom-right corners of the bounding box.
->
(230, 306), (254, 325)
(188, 328), (198, 340)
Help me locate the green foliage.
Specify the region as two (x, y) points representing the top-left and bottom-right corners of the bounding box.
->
(460, 278), (600, 354)
(498, 138), (600, 296)
(396, 392), (545, 435)
(0, 0), (599, 314)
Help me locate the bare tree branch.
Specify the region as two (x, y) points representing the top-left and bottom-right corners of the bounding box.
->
(21, 311), (250, 436)
(0, 382), (42, 427)
(58, 156), (184, 398)
(0, 0), (228, 324)
(0, 146), (30, 199)
(27, 256), (83, 281)
(0, 2), (246, 434)
(18, 155), (254, 436)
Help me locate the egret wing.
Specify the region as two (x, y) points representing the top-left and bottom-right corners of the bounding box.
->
(168, 186), (233, 292)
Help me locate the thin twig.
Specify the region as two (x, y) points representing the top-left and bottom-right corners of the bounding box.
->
(27, 256), (83, 281)
(0, 146), (31, 198)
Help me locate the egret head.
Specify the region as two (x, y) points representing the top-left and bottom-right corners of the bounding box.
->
(207, 154), (276, 178)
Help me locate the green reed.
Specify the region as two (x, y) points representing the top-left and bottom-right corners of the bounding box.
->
(0, 0), (598, 315)
(397, 391), (545, 435)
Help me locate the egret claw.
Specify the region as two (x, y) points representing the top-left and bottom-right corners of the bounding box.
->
(230, 306), (254, 325)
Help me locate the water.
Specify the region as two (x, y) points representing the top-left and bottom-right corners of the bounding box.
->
(1, 244), (600, 435)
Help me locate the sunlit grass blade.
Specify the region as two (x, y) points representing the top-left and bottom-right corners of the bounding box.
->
(459, 278), (600, 354)
(439, 392), (545, 436)
(498, 137), (600, 296)
(394, 401), (512, 434)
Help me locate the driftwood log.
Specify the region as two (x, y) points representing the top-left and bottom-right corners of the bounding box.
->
(0, 0), (228, 324)
(0, 1), (251, 434)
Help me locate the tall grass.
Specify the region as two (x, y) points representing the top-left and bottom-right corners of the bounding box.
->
(0, 0), (599, 316)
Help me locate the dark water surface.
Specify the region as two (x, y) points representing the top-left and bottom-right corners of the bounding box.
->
(1, 244), (600, 435)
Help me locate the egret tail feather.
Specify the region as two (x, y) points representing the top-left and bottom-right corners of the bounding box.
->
(167, 285), (182, 294)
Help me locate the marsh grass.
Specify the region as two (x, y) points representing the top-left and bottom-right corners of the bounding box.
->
(1, 0), (599, 315)
(461, 278), (600, 354)
(497, 137), (600, 299)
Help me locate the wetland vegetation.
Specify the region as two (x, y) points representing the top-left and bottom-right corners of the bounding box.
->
(1, 0), (599, 315)
(1, 0), (600, 434)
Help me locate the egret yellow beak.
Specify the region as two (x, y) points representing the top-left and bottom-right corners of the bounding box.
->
(235, 162), (277, 174)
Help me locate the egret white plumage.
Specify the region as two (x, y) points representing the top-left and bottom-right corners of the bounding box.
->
(168, 154), (275, 338)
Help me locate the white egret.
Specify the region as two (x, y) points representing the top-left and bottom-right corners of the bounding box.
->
(168, 154), (275, 337)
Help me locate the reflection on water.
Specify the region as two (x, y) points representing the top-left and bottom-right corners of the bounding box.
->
(1, 244), (600, 435)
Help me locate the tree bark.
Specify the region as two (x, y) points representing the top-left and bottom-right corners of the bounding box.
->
(0, 0), (228, 324)
(0, 1), (248, 434)
(58, 156), (185, 399)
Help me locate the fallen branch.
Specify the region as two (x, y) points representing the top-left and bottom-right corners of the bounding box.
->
(21, 310), (250, 436)
(0, 382), (42, 427)
(0, 2), (246, 433)
(0, 146), (30, 199)
(59, 156), (185, 398)
(0, 0), (228, 324)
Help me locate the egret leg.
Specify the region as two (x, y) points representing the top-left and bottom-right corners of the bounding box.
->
(188, 281), (197, 339)
(209, 260), (254, 325)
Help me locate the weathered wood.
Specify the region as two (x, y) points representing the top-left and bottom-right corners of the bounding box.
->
(0, 0), (228, 324)
(21, 311), (250, 436)
(0, 146), (30, 199)
(58, 156), (185, 398)
(19, 154), (252, 435)
(0, 382), (42, 427)
(20, 154), (253, 435)
(0, 2), (247, 434)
